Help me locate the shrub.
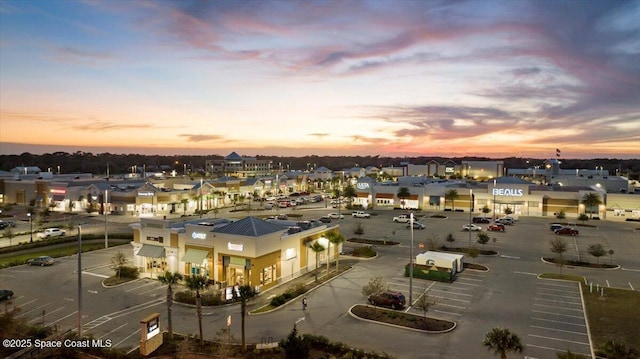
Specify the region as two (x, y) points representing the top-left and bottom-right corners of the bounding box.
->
(118, 266), (139, 279)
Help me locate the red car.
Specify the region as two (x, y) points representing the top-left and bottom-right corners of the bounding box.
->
(488, 223), (506, 232)
(554, 227), (579, 236)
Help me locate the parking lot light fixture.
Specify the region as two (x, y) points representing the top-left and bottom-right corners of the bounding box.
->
(468, 189), (472, 246)
(409, 213), (414, 306)
(28, 212), (33, 243)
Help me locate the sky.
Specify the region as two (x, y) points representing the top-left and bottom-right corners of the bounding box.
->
(1, 0), (639, 159)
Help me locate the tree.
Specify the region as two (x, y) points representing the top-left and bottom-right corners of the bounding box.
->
(587, 243), (606, 264)
(414, 293), (436, 317)
(279, 324), (310, 359)
(180, 198), (189, 216)
(482, 327), (524, 359)
(477, 232), (490, 249)
(309, 241), (326, 282)
(482, 206), (491, 217)
(343, 184), (356, 207)
(446, 233), (455, 248)
(504, 207), (513, 215)
(556, 350), (588, 359)
(326, 231), (346, 272)
(185, 275), (210, 345)
(3, 227), (15, 247)
(397, 187), (411, 209)
(233, 285), (256, 351)
(550, 237), (568, 275)
(354, 223), (364, 237)
(556, 210), (566, 219)
(468, 247), (479, 263)
(608, 249), (615, 265)
(581, 192), (602, 218)
(157, 271), (183, 339)
(110, 251), (128, 278)
(445, 189), (458, 211)
(599, 339), (639, 359)
(361, 276), (388, 298)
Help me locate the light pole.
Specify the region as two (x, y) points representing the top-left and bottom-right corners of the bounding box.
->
(492, 179), (496, 223)
(409, 213), (414, 307)
(104, 189), (108, 249)
(468, 189), (473, 246)
(28, 212), (33, 243)
(77, 225), (83, 338)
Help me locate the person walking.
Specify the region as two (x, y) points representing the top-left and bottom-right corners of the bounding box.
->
(302, 297), (308, 311)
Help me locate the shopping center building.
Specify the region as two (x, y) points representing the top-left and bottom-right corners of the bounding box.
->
(129, 216), (341, 291)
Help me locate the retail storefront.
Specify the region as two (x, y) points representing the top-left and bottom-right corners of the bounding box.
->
(131, 217), (341, 292)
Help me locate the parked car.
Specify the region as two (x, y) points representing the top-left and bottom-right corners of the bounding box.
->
(472, 217), (490, 224)
(407, 222), (426, 230)
(393, 214), (412, 223)
(276, 214), (288, 220)
(328, 213), (345, 219)
(462, 224), (482, 231)
(368, 291), (406, 309)
(496, 217), (515, 225)
(0, 220), (16, 229)
(488, 223), (506, 232)
(549, 223), (564, 231)
(28, 256), (55, 266)
(352, 211), (371, 218)
(37, 228), (66, 239)
(318, 216), (332, 223)
(554, 227), (579, 236)
(0, 289), (14, 301)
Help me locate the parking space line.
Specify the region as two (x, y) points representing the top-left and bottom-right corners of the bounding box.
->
(456, 277), (483, 282)
(452, 281), (481, 287)
(533, 303), (583, 312)
(429, 288), (473, 297)
(537, 287), (580, 294)
(538, 282), (576, 289)
(124, 281), (156, 292)
(429, 295), (470, 303)
(435, 302), (466, 309)
(112, 328), (141, 349)
(98, 322), (129, 339)
(606, 280), (610, 287)
(630, 282), (635, 290)
(528, 334), (590, 346)
(16, 302), (51, 318)
(526, 343), (590, 357)
(531, 317), (585, 327)
(27, 305), (66, 324)
(49, 310), (77, 326)
(431, 309), (462, 316)
(532, 310), (584, 319)
(534, 297), (581, 305)
(529, 325), (587, 336)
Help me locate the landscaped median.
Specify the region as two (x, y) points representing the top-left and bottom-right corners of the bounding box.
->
(349, 304), (456, 333)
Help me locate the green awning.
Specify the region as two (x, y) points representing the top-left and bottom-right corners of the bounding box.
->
(182, 249), (209, 264)
(137, 244), (165, 258)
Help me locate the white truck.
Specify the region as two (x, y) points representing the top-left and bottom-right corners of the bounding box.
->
(352, 211), (371, 218)
(392, 214), (411, 223)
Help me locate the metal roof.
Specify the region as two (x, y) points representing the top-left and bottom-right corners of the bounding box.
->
(212, 216), (285, 237)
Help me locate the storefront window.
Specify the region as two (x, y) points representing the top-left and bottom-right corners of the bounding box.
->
(261, 264), (276, 285)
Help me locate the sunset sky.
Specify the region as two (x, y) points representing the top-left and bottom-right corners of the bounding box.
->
(1, 0), (639, 159)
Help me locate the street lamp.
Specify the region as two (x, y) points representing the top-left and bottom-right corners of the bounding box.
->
(28, 212), (33, 243)
(77, 225), (83, 338)
(492, 179), (496, 223)
(409, 213), (414, 307)
(104, 189), (109, 249)
(468, 189), (473, 246)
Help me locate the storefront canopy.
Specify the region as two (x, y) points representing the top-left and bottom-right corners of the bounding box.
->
(182, 249), (209, 264)
(137, 244), (165, 258)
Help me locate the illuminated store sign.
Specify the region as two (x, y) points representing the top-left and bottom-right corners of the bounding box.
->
(50, 188), (66, 194)
(228, 242), (244, 251)
(146, 317), (159, 339)
(192, 232), (207, 240)
(138, 191), (154, 197)
(445, 167), (455, 173)
(492, 188), (524, 197)
(356, 182), (370, 190)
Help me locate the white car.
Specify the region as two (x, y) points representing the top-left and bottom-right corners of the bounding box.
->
(462, 224), (482, 231)
(37, 228), (66, 239)
(328, 213), (345, 219)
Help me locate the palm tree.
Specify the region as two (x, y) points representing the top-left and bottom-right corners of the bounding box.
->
(185, 275), (210, 345)
(482, 327), (524, 359)
(233, 285), (256, 351)
(397, 187), (411, 209)
(581, 192), (602, 218)
(327, 231), (346, 272)
(309, 241), (326, 282)
(445, 189), (458, 211)
(158, 271), (183, 339)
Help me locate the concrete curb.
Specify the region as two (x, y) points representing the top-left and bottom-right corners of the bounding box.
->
(347, 304), (456, 334)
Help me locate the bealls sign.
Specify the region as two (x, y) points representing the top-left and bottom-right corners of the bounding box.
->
(492, 188), (524, 197)
(356, 182), (370, 190)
